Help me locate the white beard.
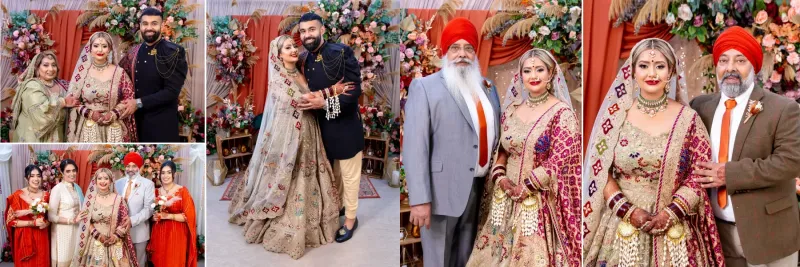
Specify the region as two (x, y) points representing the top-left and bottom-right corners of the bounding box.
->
(441, 57), (483, 98)
(718, 69), (755, 98)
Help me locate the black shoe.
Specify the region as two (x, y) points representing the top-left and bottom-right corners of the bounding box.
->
(339, 207), (345, 217)
(335, 217), (358, 243)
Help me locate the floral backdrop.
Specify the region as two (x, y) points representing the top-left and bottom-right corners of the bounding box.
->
(89, 144), (183, 172)
(279, 0), (401, 102)
(78, 0), (199, 52)
(613, 0), (800, 102)
(207, 14), (260, 87)
(2, 7), (59, 75)
(482, 0), (583, 77)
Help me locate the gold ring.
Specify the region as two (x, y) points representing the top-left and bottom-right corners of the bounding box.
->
(709, 177), (713, 183)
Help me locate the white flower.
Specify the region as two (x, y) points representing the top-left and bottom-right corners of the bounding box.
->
(138, 145), (144, 150)
(158, 200), (165, 205)
(665, 13), (676, 25)
(320, 4), (324, 8)
(776, 53), (783, 63)
(332, 12), (340, 18)
(715, 12), (724, 25)
(528, 29), (537, 39)
(160, 195), (168, 200)
(678, 4), (692, 21)
(105, 22), (111, 28)
(129, 148), (135, 152)
(538, 26), (551, 36)
(151, 203), (156, 208)
(129, 7), (136, 13)
(343, 9), (350, 15)
(111, 19), (119, 26)
(37, 204), (43, 211)
(140, 4), (147, 10)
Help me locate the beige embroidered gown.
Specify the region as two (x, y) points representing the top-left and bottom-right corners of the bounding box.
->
(228, 82), (341, 259)
(49, 183), (81, 267)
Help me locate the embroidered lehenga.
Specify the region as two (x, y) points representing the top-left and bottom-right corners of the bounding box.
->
(71, 175), (138, 267)
(227, 36), (341, 259)
(11, 52), (70, 142)
(66, 32), (137, 143)
(467, 49), (582, 267)
(582, 39), (725, 267)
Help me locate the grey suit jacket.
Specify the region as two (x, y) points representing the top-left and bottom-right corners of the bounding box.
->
(690, 86), (800, 264)
(402, 71), (501, 217)
(115, 175), (155, 244)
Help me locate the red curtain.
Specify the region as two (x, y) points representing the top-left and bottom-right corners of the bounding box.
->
(31, 10), (101, 82)
(230, 15), (287, 115)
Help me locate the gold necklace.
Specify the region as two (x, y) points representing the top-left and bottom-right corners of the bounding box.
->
(26, 187), (39, 195)
(637, 93), (668, 117)
(526, 92), (549, 108)
(98, 189), (111, 197)
(38, 78), (55, 88)
(285, 67), (299, 77)
(92, 60), (109, 71)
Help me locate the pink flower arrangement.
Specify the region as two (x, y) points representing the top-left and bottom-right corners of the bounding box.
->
(208, 16), (259, 85)
(2, 11), (55, 75)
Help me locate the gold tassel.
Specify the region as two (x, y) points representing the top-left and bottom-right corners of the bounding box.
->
(761, 51), (776, 82)
(436, 0), (464, 25)
(503, 17), (539, 43)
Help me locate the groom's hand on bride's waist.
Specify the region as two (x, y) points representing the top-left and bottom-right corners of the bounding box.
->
(410, 203), (431, 229)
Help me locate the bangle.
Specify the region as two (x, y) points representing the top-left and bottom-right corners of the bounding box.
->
(606, 191), (624, 209)
(523, 177), (537, 192)
(667, 203), (686, 219)
(622, 204), (635, 222)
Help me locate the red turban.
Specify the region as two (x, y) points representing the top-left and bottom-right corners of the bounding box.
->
(713, 26), (763, 73)
(123, 152), (143, 168)
(441, 17), (478, 56)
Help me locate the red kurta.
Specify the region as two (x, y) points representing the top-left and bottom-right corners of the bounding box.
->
(147, 187), (197, 267)
(5, 190), (51, 267)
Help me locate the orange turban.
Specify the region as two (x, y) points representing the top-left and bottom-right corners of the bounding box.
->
(441, 17), (478, 56)
(123, 152), (143, 168)
(713, 26), (763, 73)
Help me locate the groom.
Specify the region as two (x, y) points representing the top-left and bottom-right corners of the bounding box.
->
(115, 152), (155, 267)
(403, 18), (500, 267)
(119, 7), (188, 142)
(691, 26), (800, 266)
(295, 13), (365, 243)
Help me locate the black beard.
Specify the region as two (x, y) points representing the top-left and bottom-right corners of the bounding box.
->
(302, 35), (322, 51)
(142, 30), (161, 43)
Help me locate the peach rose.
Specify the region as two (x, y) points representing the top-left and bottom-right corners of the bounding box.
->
(790, 34), (800, 43)
(789, 44), (797, 52)
(770, 71), (783, 83)
(763, 34), (777, 48)
(756, 10), (769, 24)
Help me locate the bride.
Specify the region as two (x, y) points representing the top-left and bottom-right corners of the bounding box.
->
(227, 34), (353, 259)
(582, 38), (725, 266)
(66, 31), (137, 142)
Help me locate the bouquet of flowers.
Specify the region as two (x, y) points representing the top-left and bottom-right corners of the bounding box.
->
(1, 108), (13, 143)
(89, 144), (182, 172)
(280, 0), (401, 95)
(151, 194), (180, 213)
(2, 7), (59, 75)
(207, 15), (260, 86)
(482, 0), (582, 72)
(29, 198), (49, 216)
(77, 0), (199, 51)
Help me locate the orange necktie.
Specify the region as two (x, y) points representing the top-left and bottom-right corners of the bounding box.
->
(473, 93), (488, 167)
(718, 99), (737, 208)
(124, 179), (134, 201)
